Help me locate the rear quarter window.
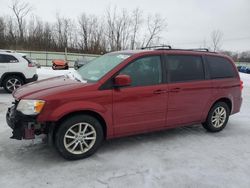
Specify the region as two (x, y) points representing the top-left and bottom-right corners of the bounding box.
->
(0, 54), (19, 63)
(205, 56), (236, 79)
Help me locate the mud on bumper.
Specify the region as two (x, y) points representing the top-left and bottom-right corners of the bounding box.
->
(6, 105), (38, 140)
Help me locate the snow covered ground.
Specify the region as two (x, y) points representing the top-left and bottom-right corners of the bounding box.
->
(0, 68), (250, 188)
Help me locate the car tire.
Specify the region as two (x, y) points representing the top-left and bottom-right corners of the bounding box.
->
(55, 115), (104, 160)
(3, 75), (24, 93)
(202, 102), (230, 132)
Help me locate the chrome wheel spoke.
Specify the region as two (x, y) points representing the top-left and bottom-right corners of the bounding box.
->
(84, 131), (95, 136)
(69, 129), (77, 136)
(65, 135), (75, 139)
(212, 118), (217, 122)
(78, 123), (82, 133)
(82, 124), (88, 134)
(84, 137), (95, 140)
(82, 140), (89, 148)
(80, 143), (84, 152)
(67, 140), (77, 148)
(71, 142), (79, 152)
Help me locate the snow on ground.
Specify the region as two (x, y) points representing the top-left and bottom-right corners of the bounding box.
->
(0, 69), (250, 188)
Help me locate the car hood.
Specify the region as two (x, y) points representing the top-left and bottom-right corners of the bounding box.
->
(13, 76), (90, 99)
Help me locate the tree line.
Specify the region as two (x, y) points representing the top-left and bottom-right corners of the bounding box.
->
(0, 0), (166, 54)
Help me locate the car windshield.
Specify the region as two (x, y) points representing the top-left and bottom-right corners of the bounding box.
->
(77, 53), (131, 82)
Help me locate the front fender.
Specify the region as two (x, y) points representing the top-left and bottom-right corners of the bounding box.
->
(37, 101), (107, 122)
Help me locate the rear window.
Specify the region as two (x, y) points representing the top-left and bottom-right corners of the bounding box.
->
(167, 55), (204, 82)
(23, 56), (33, 64)
(205, 56), (236, 79)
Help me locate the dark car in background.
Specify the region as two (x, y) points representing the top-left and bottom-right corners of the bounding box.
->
(238, 66), (250, 74)
(237, 65), (242, 71)
(74, 57), (89, 70)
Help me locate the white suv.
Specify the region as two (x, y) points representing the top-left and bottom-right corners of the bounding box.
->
(0, 50), (38, 93)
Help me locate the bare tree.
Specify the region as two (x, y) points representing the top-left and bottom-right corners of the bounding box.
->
(130, 8), (142, 49)
(55, 15), (74, 50)
(10, 0), (32, 41)
(78, 13), (95, 51)
(0, 17), (5, 48)
(105, 7), (132, 51)
(144, 14), (167, 47)
(211, 30), (223, 52)
(2, 3), (168, 53)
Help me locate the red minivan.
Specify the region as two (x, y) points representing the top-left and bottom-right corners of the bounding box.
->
(6, 47), (243, 160)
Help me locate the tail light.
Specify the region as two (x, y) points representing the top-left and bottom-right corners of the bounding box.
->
(240, 80), (243, 91)
(28, 63), (35, 67)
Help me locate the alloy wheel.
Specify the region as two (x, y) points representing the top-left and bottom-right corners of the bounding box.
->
(6, 78), (22, 92)
(211, 106), (227, 128)
(63, 122), (97, 155)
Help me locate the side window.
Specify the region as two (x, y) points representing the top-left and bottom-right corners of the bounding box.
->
(119, 56), (162, 87)
(205, 56), (236, 79)
(167, 55), (204, 82)
(0, 54), (18, 63)
(0, 55), (4, 63)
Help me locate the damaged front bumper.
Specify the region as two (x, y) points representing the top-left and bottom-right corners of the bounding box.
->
(6, 104), (42, 140)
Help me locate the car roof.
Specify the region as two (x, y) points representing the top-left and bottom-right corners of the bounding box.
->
(0, 50), (26, 57)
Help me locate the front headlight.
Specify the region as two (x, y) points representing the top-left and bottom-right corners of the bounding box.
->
(16, 100), (45, 115)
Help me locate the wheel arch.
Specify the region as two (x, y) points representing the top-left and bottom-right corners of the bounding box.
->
(0, 72), (26, 86)
(212, 97), (232, 113)
(202, 97), (233, 123)
(53, 110), (108, 140)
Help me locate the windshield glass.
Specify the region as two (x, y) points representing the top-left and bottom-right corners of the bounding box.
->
(77, 53), (131, 82)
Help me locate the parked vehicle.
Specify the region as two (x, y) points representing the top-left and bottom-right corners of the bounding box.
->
(237, 65), (242, 71)
(6, 46), (242, 160)
(74, 57), (89, 70)
(52, 59), (69, 70)
(238, 66), (250, 74)
(0, 50), (38, 93)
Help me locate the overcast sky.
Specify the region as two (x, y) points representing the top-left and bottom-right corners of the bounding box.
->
(1, 0), (250, 51)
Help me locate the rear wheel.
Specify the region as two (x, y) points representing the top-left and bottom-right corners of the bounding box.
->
(202, 102), (230, 132)
(55, 115), (104, 160)
(3, 75), (23, 93)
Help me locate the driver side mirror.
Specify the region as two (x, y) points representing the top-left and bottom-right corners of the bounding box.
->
(114, 74), (132, 87)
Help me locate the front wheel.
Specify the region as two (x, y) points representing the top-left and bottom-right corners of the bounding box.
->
(202, 102), (230, 132)
(55, 115), (104, 160)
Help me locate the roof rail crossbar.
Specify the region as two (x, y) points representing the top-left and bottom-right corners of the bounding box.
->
(141, 45), (172, 50)
(155, 48), (211, 52)
(184, 48), (209, 52)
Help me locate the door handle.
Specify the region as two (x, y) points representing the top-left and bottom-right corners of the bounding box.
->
(153, 89), (166, 94)
(170, 88), (181, 92)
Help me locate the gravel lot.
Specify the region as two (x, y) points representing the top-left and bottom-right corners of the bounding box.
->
(0, 68), (250, 188)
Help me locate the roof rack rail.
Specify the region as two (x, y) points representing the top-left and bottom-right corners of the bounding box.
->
(141, 45), (172, 50)
(184, 48), (210, 52)
(155, 48), (212, 52)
